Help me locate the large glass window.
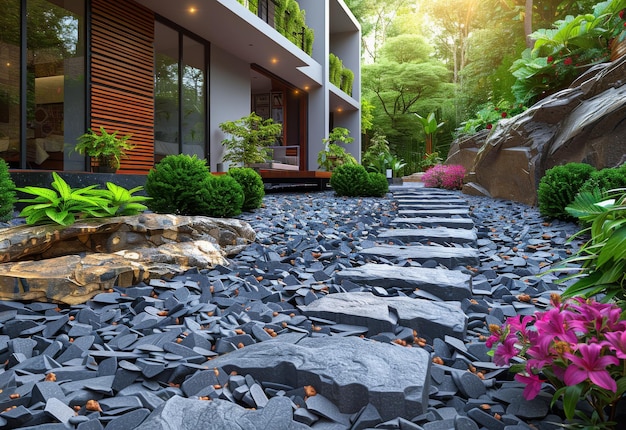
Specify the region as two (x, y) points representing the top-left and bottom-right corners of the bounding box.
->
(154, 22), (207, 162)
(26, 0), (84, 170)
(0, 0), (20, 167)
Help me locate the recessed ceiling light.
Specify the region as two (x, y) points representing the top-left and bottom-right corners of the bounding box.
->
(271, 58), (278, 64)
(188, 6), (197, 14)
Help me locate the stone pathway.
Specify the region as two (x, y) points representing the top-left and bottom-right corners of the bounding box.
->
(140, 187), (490, 428)
(0, 187), (574, 429)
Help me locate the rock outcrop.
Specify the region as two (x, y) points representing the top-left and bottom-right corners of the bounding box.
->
(447, 55), (626, 206)
(0, 214), (255, 304)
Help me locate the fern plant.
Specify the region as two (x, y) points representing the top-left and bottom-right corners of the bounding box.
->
(556, 188), (626, 303)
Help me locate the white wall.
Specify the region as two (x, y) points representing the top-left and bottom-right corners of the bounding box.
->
(209, 46), (252, 171)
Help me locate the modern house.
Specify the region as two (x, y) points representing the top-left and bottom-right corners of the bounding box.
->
(0, 0), (361, 178)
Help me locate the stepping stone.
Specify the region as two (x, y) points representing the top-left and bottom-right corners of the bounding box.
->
(399, 209), (470, 218)
(396, 198), (467, 205)
(360, 245), (479, 269)
(205, 336), (431, 421)
(300, 292), (467, 341)
(335, 263), (472, 301)
(378, 227), (477, 246)
(397, 203), (469, 211)
(135, 395), (309, 430)
(391, 217), (475, 230)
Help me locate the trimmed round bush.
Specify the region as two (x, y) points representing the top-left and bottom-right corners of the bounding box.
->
(145, 154), (214, 215)
(227, 167), (265, 211)
(580, 165), (626, 194)
(204, 174), (244, 217)
(537, 162), (596, 220)
(330, 164), (369, 197)
(365, 172), (389, 197)
(0, 159), (16, 222)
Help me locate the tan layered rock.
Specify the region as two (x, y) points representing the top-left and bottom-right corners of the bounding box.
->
(447, 55), (626, 206)
(0, 214), (256, 304)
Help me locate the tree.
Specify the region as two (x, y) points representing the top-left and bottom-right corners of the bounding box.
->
(219, 113), (282, 166)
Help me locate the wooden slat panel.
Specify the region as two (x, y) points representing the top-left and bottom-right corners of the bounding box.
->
(90, 0), (155, 174)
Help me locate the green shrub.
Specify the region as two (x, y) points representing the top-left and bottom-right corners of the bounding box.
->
(145, 154), (214, 215)
(366, 172), (389, 197)
(204, 174), (244, 217)
(330, 164), (370, 197)
(537, 162), (596, 220)
(228, 167), (265, 211)
(0, 159), (16, 222)
(580, 165), (626, 194)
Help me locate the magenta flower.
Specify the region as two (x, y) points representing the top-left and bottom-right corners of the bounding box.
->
(605, 330), (626, 359)
(493, 335), (519, 366)
(526, 336), (555, 370)
(515, 372), (543, 400)
(564, 343), (619, 392)
(535, 308), (577, 344)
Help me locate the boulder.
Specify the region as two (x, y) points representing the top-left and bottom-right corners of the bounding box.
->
(0, 214), (255, 304)
(447, 55), (626, 206)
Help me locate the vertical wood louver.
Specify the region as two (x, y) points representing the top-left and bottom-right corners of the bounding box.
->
(90, 0), (155, 173)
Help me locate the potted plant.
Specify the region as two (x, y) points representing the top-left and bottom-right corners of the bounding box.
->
(219, 112), (282, 167)
(74, 126), (134, 173)
(317, 127), (357, 171)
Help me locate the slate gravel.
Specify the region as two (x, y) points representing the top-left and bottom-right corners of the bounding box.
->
(0, 188), (615, 429)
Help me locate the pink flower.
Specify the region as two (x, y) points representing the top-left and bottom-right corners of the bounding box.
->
(564, 343), (619, 392)
(494, 335), (519, 366)
(605, 331), (626, 359)
(486, 123), (493, 130)
(620, 9), (625, 19)
(515, 372), (543, 400)
(534, 308), (577, 344)
(501, 112), (507, 118)
(563, 57), (573, 66)
(547, 56), (554, 63)
(526, 336), (555, 370)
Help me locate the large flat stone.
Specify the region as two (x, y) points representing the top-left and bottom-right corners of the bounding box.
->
(398, 209), (470, 218)
(390, 217), (475, 229)
(378, 227), (477, 246)
(396, 199), (467, 205)
(335, 263), (472, 301)
(300, 292), (467, 341)
(360, 244), (479, 268)
(202, 336), (431, 421)
(135, 395), (309, 430)
(397, 203), (469, 211)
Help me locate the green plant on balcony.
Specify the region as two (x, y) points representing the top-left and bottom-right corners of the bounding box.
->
(274, 0), (314, 56)
(340, 68), (354, 96)
(329, 53), (354, 96)
(317, 127), (357, 171)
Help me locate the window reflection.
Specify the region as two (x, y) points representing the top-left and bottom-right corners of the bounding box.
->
(0, 0), (85, 170)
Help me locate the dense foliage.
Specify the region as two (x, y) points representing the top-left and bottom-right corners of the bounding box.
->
(537, 162), (597, 220)
(146, 154), (246, 218)
(330, 163), (389, 197)
(580, 164), (626, 193)
(204, 175), (245, 218)
(227, 167), (265, 211)
(145, 154), (215, 215)
(0, 159), (16, 222)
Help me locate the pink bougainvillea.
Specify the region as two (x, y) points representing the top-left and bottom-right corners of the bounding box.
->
(422, 164), (466, 190)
